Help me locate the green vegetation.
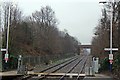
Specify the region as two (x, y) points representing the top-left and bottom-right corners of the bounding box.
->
(99, 57), (109, 71)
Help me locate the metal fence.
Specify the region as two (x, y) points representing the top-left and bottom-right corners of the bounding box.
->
(22, 53), (75, 67)
(23, 55), (43, 66)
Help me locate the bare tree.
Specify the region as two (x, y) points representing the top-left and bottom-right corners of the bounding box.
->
(92, 1), (120, 59)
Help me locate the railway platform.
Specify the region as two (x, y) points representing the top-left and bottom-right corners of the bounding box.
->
(0, 70), (17, 76)
(84, 74), (113, 80)
(0, 70), (23, 80)
(0, 70), (113, 80)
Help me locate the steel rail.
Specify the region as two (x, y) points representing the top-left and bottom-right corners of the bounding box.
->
(40, 56), (77, 73)
(59, 56), (85, 80)
(38, 57), (79, 79)
(22, 56), (79, 80)
(76, 56), (88, 80)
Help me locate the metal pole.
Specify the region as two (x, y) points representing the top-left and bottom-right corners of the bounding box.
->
(110, 0), (114, 72)
(109, 63), (112, 72)
(110, 0), (113, 55)
(99, 0), (114, 72)
(5, 4), (10, 58)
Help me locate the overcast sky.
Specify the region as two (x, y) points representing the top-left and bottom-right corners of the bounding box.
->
(2, 0), (105, 45)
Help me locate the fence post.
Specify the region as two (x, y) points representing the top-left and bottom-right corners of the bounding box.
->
(29, 55), (30, 65)
(17, 55), (22, 74)
(33, 56), (34, 65)
(39, 56), (41, 64)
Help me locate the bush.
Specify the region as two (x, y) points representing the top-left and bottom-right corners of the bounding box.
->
(113, 54), (120, 76)
(113, 54), (120, 69)
(99, 57), (109, 71)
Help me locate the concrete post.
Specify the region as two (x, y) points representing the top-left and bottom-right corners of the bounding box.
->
(89, 67), (93, 76)
(85, 67), (89, 76)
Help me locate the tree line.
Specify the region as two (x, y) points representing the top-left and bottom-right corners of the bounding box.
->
(0, 2), (80, 67)
(91, 1), (120, 79)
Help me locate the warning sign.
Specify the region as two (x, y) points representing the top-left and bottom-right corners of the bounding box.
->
(5, 53), (9, 63)
(109, 60), (113, 64)
(109, 54), (113, 60)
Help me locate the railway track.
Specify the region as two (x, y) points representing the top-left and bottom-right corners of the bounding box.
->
(58, 56), (88, 80)
(39, 56), (78, 73)
(43, 56), (79, 73)
(76, 57), (88, 80)
(59, 57), (85, 80)
(21, 55), (88, 80)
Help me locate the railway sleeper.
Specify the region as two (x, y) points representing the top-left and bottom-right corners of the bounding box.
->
(27, 75), (85, 80)
(40, 76), (84, 80)
(37, 73), (85, 79)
